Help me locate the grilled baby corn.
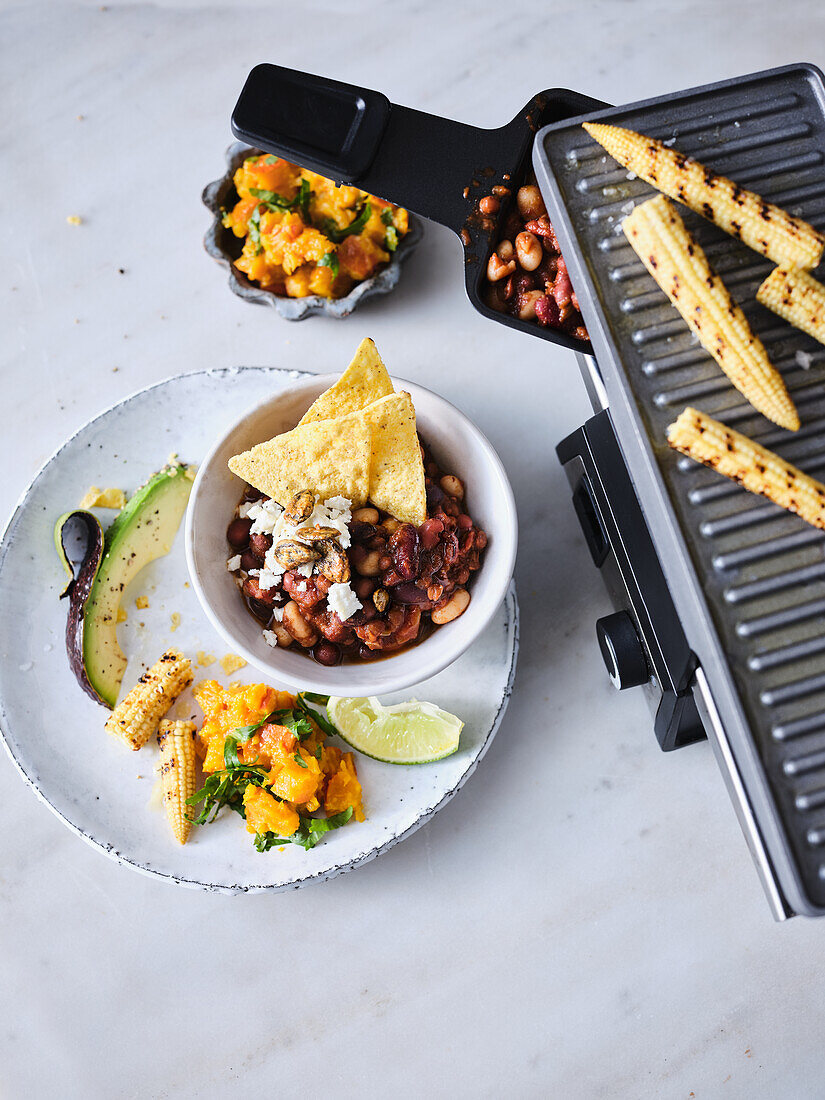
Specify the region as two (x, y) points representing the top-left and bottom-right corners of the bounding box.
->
(667, 406), (825, 530)
(584, 121), (825, 270)
(623, 197), (799, 431)
(757, 266), (825, 348)
(157, 719), (197, 844)
(105, 649), (193, 750)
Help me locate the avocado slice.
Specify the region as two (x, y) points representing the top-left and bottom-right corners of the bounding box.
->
(57, 461), (194, 708)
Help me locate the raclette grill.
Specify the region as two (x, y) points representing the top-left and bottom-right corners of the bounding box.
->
(231, 63), (825, 918)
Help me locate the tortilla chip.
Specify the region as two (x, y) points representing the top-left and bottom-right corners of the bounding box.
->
(361, 392), (426, 525)
(298, 338), (394, 425)
(228, 412), (371, 508)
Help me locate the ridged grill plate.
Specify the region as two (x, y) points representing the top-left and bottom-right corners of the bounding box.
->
(534, 64), (825, 915)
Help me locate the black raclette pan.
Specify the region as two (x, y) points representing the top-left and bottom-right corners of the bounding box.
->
(231, 63), (606, 355)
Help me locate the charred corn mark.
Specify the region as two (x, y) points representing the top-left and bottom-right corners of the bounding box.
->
(104, 649), (192, 750)
(157, 719), (197, 844)
(667, 407), (825, 529)
(757, 266), (825, 348)
(623, 197), (799, 431)
(583, 121), (825, 269)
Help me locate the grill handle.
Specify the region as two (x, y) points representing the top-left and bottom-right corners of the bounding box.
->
(231, 63), (543, 235)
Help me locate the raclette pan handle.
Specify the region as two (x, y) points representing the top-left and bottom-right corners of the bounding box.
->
(231, 63), (539, 236)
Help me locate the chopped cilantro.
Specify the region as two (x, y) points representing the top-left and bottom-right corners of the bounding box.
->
(318, 251), (339, 278)
(293, 752), (308, 769)
(322, 202), (371, 243)
(385, 226), (399, 252)
(264, 154), (279, 164)
(381, 209), (394, 226)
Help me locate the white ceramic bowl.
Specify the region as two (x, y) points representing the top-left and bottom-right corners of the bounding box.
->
(185, 374), (517, 695)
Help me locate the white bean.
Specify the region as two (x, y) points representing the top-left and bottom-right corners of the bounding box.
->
(282, 600), (319, 648)
(440, 474), (464, 500)
(352, 507), (379, 523)
(432, 588), (470, 625)
(515, 231), (542, 271)
(516, 185), (546, 220)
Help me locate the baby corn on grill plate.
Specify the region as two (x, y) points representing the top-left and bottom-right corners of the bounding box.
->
(533, 64), (825, 916)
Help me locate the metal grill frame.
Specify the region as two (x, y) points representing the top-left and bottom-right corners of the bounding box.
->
(533, 63), (825, 916)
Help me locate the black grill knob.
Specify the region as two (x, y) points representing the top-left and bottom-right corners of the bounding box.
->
(596, 612), (649, 690)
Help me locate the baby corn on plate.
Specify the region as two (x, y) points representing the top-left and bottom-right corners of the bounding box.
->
(0, 369), (518, 890)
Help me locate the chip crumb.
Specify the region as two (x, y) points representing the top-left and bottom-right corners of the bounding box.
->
(116, 607), (128, 623)
(79, 486), (126, 510)
(184, 581), (190, 588)
(227, 680), (246, 694)
(135, 596), (149, 610)
(66, 215), (83, 226)
(197, 651), (216, 667)
(19, 662), (33, 672)
(170, 612), (181, 632)
(220, 653), (247, 675)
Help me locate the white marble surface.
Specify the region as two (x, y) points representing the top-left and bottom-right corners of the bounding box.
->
(2, 2), (825, 1096)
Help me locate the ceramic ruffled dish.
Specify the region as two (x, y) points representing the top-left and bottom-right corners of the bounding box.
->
(202, 142), (424, 320)
(0, 367), (519, 891)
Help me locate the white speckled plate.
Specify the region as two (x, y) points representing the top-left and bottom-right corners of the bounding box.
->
(0, 369), (518, 891)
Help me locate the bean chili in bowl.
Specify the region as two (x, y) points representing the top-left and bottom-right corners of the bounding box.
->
(483, 174), (589, 341)
(226, 445), (488, 667)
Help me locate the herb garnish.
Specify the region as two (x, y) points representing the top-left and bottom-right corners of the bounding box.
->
(318, 252), (339, 278)
(384, 226), (399, 252)
(323, 202), (372, 243)
(249, 179), (312, 221)
(254, 808), (353, 852)
(248, 206), (263, 255)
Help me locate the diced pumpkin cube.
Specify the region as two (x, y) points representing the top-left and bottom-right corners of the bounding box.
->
(243, 785), (299, 838)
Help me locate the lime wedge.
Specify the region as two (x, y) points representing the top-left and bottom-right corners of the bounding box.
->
(326, 696), (463, 764)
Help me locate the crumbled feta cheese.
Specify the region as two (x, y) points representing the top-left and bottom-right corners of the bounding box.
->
(796, 350), (813, 370)
(326, 581), (362, 622)
(238, 501), (256, 519)
(734, 121), (741, 128)
(296, 580), (307, 593)
(271, 605), (284, 621)
(620, 201), (635, 215)
(263, 630), (278, 647)
(663, 136), (676, 147)
(227, 554), (242, 571)
(626, 171), (637, 181)
(256, 569), (280, 590)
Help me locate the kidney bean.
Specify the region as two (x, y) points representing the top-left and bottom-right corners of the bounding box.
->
(350, 521), (376, 543)
(419, 517), (444, 550)
(457, 514), (473, 530)
(393, 583), (433, 607)
(227, 517), (252, 549)
(250, 532), (272, 557)
(240, 549), (260, 572)
(535, 294), (561, 328)
(248, 598), (273, 624)
(426, 483), (445, 510)
(243, 576), (275, 606)
(357, 644), (380, 660)
(353, 575), (377, 600)
(313, 641), (342, 667)
(389, 523), (419, 581)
